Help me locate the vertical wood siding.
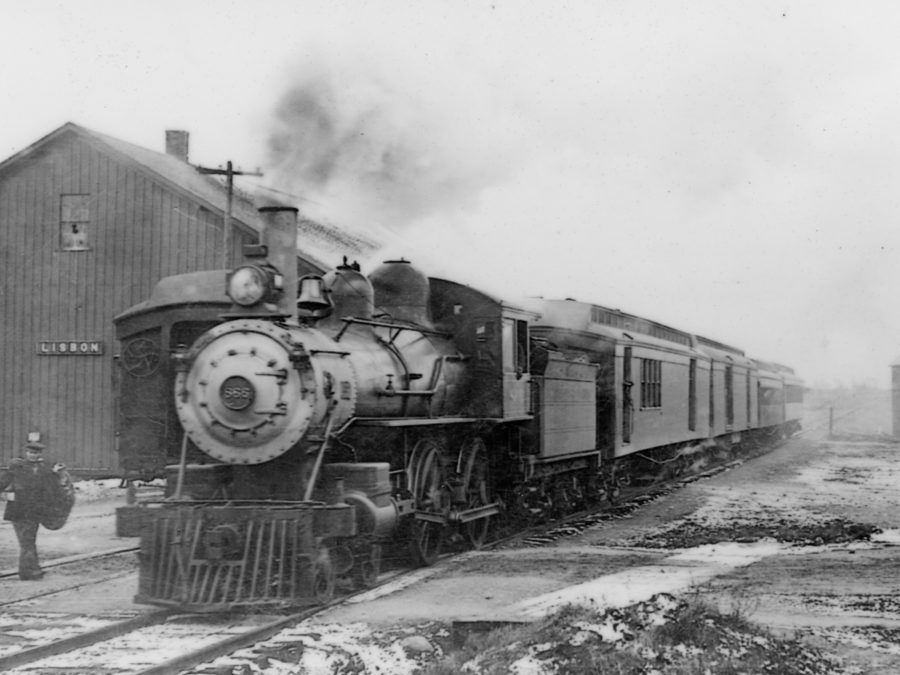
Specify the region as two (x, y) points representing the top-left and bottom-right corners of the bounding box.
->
(0, 131), (252, 472)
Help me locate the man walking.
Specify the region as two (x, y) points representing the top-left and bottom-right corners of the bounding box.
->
(0, 441), (65, 580)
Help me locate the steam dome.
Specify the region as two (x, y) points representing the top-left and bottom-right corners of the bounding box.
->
(369, 259), (432, 328)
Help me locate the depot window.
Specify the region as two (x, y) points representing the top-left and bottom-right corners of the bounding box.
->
(60, 194), (91, 251)
(640, 358), (662, 409)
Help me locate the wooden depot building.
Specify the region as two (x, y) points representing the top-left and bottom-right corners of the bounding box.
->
(0, 123), (340, 475)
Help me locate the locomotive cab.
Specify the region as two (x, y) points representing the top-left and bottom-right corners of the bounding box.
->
(430, 278), (536, 420)
(113, 270), (232, 482)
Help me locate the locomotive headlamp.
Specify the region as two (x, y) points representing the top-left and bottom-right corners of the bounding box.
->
(227, 264), (283, 306)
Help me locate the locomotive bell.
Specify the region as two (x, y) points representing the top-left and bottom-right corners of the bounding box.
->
(297, 275), (332, 313)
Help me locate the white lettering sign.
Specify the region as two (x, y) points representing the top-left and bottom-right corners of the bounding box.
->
(37, 341), (104, 355)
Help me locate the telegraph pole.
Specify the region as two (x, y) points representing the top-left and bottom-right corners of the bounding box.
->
(196, 161), (264, 268)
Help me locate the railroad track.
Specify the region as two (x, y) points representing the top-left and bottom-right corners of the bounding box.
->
(495, 439), (788, 550)
(0, 545), (139, 580)
(0, 562), (419, 674)
(0, 607), (323, 674)
(0, 547), (139, 610)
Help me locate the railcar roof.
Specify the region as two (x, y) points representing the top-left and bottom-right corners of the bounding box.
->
(695, 335), (745, 356)
(532, 298), (696, 349)
(694, 335), (755, 367)
(753, 359), (797, 375)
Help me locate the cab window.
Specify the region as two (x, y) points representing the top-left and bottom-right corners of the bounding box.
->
(502, 318), (529, 374)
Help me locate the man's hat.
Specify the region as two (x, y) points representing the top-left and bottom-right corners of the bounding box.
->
(25, 441), (45, 451)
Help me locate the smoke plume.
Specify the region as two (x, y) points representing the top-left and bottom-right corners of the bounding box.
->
(264, 54), (522, 239)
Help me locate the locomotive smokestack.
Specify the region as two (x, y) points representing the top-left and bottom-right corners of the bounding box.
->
(258, 206), (299, 323)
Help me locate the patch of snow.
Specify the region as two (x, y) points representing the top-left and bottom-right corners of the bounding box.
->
(594, 617), (631, 642)
(516, 542), (785, 618)
(461, 653), (486, 673)
(6, 623), (240, 672)
(568, 629), (593, 646)
(871, 528), (900, 544)
(672, 642), (703, 657)
(509, 653), (549, 675)
(814, 627), (900, 656)
(73, 479), (124, 502)
(214, 621), (430, 675)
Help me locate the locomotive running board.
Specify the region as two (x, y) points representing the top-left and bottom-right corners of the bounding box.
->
(349, 415), (532, 428)
(414, 502), (501, 525)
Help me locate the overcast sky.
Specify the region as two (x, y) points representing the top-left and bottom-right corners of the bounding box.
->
(3, 0), (898, 388)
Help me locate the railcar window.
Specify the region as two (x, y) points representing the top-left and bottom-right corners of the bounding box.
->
(640, 358), (662, 408)
(502, 318), (529, 373)
(502, 320), (514, 371)
(60, 194), (91, 251)
(516, 320), (528, 373)
(725, 364), (734, 427)
(688, 359), (697, 431)
(746, 372), (752, 422)
(623, 346), (633, 443)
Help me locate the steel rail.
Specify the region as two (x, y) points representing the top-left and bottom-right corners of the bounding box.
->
(0, 569), (136, 609)
(0, 545), (139, 579)
(134, 609), (322, 675)
(0, 563), (419, 674)
(0, 609), (172, 671)
(133, 561), (421, 675)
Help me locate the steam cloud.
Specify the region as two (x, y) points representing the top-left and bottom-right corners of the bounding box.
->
(264, 57), (523, 237)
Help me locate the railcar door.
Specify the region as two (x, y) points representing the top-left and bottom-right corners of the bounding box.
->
(725, 363), (734, 430)
(502, 316), (531, 418)
(622, 346), (633, 444)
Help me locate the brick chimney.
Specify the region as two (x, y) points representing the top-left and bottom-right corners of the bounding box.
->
(165, 130), (189, 162)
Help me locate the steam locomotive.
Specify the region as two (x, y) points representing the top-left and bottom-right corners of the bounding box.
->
(115, 206), (803, 612)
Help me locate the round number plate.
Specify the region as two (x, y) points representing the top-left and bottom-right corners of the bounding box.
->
(220, 375), (255, 411)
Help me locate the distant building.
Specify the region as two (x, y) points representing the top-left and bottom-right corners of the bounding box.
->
(0, 122), (340, 474)
(892, 357), (900, 438)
